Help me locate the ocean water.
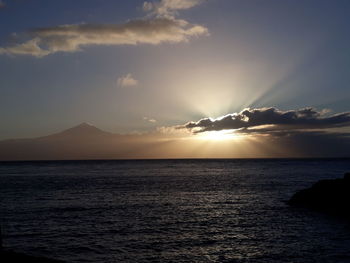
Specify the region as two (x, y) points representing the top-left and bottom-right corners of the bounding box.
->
(1, 159), (350, 263)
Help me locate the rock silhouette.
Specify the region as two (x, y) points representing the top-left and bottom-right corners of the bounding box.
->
(288, 173), (350, 218)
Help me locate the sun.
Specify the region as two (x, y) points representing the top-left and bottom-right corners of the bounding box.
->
(196, 130), (241, 141)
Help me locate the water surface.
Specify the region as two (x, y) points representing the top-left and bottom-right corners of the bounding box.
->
(1, 159), (350, 262)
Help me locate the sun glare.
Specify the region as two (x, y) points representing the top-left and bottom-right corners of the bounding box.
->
(196, 130), (241, 141)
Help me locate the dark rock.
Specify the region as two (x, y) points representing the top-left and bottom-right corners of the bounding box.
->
(344, 172), (350, 180)
(288, 173), (350, 219)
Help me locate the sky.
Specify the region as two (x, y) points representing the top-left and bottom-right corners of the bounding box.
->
(0, 0), (350, 158)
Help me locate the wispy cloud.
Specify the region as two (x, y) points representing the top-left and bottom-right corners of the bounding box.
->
(179, 107), (350, 134)
(143, 0), (204, 16)
(117, 73), (138, 87)
(0, 1), (208, 57)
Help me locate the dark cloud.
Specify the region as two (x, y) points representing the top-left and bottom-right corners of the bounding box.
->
(0, 1), (5, 8)
(180, 107), (350, 133)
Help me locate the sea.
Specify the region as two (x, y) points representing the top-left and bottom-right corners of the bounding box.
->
(1, 159), (350, 263)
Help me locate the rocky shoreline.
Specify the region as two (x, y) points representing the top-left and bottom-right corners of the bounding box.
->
(288, 172), (350, 219)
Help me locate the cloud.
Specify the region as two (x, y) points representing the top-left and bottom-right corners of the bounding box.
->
(0, 38), (51, 57)
(143, 117), (157, 123)
(0, 1), (208, 57)
(0, 1), (5, 8)
(174, 107), (350, 157)
(143, 0), (204, 16)
(179, 107), (350, 134)
(117, 73), (138, 87)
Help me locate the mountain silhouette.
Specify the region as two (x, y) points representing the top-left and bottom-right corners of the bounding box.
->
(0, 123), (123, 160)
(0, 123), (185, 160)
(39, 122), (113, 140)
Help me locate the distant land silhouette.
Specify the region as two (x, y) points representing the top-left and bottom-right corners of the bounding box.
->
(2, 122), (350, 160)
(0, 123), (142, 160)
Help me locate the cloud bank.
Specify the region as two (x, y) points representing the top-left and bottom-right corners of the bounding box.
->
(180, 107), (350, 134)
(0, 1), (208, 57)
